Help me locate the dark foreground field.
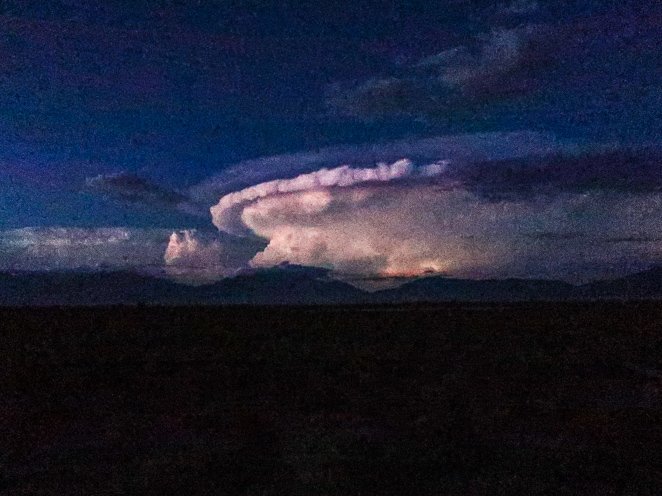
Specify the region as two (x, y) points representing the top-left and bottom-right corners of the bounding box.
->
(1, 303), (661, 495)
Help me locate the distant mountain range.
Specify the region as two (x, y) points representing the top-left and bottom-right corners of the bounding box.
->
(1, 265), (661, 306)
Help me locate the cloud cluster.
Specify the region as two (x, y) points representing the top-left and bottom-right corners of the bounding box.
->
(327, 4), (659, 125)
(0, 227), (172, 272)
(0, 226), (266, 283)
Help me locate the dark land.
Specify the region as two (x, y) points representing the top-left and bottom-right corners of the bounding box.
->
(1, 265), (661, 306)
(1, 302), (661, 495)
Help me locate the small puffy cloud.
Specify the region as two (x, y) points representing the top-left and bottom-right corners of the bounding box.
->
(164, 229), (265, 283)
(418, 28), (524, 87)
(86, 172), (185, 206)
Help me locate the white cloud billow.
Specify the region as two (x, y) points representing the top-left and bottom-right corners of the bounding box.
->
(164, 229), (265, 282)
(201, 149), (662, 284)
(241, 187), (662, 283)
(210, 159), (434, 234)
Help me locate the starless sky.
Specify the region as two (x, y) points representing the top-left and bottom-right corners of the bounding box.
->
(0, 0), (660, 283)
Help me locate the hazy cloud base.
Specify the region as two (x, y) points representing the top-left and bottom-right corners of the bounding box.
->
(0, 227), (172, 272)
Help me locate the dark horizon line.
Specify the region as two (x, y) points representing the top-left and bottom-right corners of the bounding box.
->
(1, 263), (660, 287)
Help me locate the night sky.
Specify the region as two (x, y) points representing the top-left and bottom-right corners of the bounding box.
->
(0, 0), (660, 284)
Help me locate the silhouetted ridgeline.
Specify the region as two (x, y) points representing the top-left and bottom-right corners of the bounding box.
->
(0, 265), (661, 306)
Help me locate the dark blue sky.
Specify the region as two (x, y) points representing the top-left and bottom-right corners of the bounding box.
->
(1, 0), (659, 228)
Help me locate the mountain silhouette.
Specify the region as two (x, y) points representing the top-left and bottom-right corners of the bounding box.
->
(577, 266), (662, 299)
(0, 265), (660, 306)
(0, 265), (364, 306)
(190, 265), (365, 304)
(373, 276), (575, 303)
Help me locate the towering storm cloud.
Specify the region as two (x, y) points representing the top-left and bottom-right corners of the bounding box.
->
(29, 132), (657, 286)
(201, 140), (662, 283)
(241, 186), (661, 282)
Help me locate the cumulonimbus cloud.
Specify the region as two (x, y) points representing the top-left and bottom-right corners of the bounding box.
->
(240, 185), (662, 282)
(15, 140), (657, 285)
(199, 142), (662, 283)
(71, 134), (661, 285)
